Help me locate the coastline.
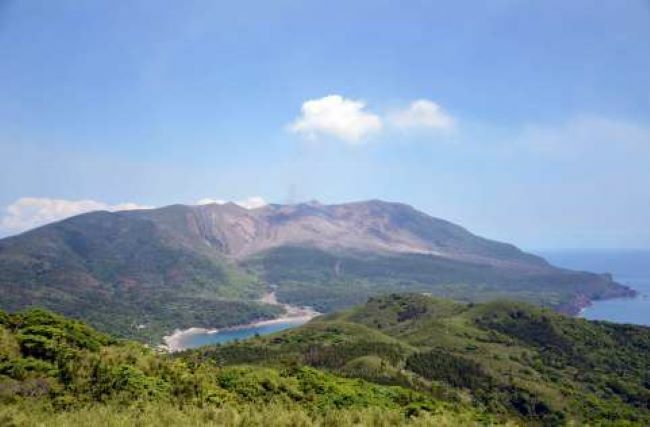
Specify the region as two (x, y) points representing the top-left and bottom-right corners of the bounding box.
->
(536, 249), (643, 319)
(579, 290), (647, 322)
(162, 292), (319, 352)
(161, 285), (641, 352)
(162, 327), (220, 352)
(562, 287), (639, 318)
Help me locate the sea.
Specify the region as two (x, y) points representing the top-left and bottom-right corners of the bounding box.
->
(537, 249), (650, 326)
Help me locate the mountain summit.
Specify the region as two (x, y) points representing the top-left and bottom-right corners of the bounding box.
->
(145, 200), (546, 266)
(0, 200), (633, 341)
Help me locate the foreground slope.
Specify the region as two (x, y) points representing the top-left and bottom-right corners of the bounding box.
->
(0, 308), (499, 426)
(194, 294), (650, 425)
(0, 298), (647, 426)
(0, 200), (633, 340)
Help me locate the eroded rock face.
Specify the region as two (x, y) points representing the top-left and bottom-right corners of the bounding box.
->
(154, 200), (548, 270)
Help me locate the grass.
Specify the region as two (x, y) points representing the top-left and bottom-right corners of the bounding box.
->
(0, 402), (499, 427)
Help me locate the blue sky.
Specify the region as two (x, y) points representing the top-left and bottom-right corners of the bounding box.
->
(1, 0), (649, 249)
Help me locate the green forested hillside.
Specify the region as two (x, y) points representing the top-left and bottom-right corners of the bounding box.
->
(1, 296), (648, 425)
(0, 208), (282, 344)
(0, 307), (494, 426)
(245, 246), (626, 315)
(192, 294), (650, 425)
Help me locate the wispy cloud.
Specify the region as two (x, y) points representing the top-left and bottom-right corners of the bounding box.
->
(196, 198), (226, 205)
(196, 196), (267, 209)
(0, 197), (152, 235)
(388, 99), (455, 131)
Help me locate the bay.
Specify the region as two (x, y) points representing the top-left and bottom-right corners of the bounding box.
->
(165, 317), (312, 351)
(163, 292), (318, 351)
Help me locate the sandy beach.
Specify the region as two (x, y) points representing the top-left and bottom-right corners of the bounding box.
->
(162, 291), (319, 352)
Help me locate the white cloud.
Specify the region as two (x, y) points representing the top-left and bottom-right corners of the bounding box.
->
(388, 99), (455, 131)
(288, 95), (382, 143)
(0, 197), (152, 235)
(196, 196), (267, 210)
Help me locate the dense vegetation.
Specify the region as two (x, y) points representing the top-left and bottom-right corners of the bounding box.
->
(0, 307), (490, 426)
(0, 210), (282, 344)
(244, 246), (630, 315)
(1, 295), (648, 425)
(192, 294), (650, 425)
(0, 201), (632, 342)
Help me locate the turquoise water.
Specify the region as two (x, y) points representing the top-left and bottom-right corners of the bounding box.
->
(538, 250), (650, 326)
(173, 317), (311, 350)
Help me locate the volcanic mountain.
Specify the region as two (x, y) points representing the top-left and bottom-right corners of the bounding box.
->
(0, 200), (634, 341)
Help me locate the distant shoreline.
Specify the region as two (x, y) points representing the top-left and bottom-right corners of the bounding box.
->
(572, 287), (638, 317)
(162, 292), (319, 352)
